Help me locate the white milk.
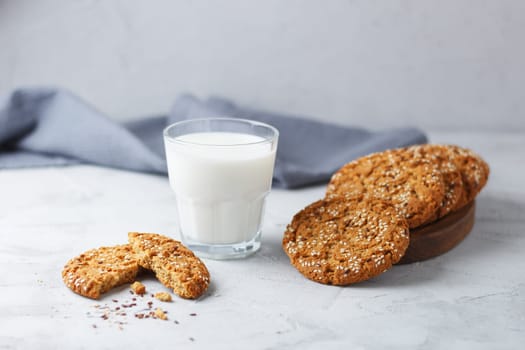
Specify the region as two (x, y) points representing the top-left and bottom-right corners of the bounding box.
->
(165, 132), (277, 244)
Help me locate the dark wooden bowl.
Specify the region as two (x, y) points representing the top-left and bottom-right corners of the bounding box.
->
(397, 201), (475, 264)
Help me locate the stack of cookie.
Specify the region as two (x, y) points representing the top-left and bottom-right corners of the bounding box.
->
(282, 144), (489, 285)
(62, 233), (210, 299)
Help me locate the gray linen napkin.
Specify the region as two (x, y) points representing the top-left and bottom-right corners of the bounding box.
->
(0, 88), (427, 188)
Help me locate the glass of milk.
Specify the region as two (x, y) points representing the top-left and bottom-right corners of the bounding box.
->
(163, 118), (279, 259)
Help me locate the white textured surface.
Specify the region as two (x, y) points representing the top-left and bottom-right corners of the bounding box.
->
(0, 131), (524, 349)
(1, 0), (525, 130)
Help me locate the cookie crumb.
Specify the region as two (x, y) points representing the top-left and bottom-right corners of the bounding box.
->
(154, 292), (172, 302)
(154, 308), (168, 320)
(130, 281), (146, 296)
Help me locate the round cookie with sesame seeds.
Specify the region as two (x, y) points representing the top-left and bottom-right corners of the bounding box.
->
(399, 144), (466, 222)
(282, 196), (409, 285)
(326, 149), (446, 229)
(431, 144), (489, 209)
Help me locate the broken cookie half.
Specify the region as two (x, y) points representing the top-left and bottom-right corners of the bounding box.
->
(62, 244), (140, 299)
(128, 232), (210, 300)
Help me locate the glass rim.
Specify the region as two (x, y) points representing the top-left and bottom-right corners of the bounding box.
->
(163, 117), (279, 147)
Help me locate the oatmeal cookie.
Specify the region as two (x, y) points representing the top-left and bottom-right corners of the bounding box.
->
(326, 149), (446, 228)
(434, 145), (489, 209)
(282, 196), (409, 285)
(400, 144), (465, 221)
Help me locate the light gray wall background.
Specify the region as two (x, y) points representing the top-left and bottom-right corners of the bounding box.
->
(1, 0), (524, 131)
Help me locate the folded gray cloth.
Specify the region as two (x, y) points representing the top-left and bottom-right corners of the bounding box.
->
(0, 88), (427, 188)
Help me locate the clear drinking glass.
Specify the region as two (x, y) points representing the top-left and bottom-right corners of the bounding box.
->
(163, 118), (279, 259)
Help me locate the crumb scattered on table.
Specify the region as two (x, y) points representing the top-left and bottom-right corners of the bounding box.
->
(154, 292), (172, 302)
(154, 308), (168, 320)
(130, 281), (146, 295)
